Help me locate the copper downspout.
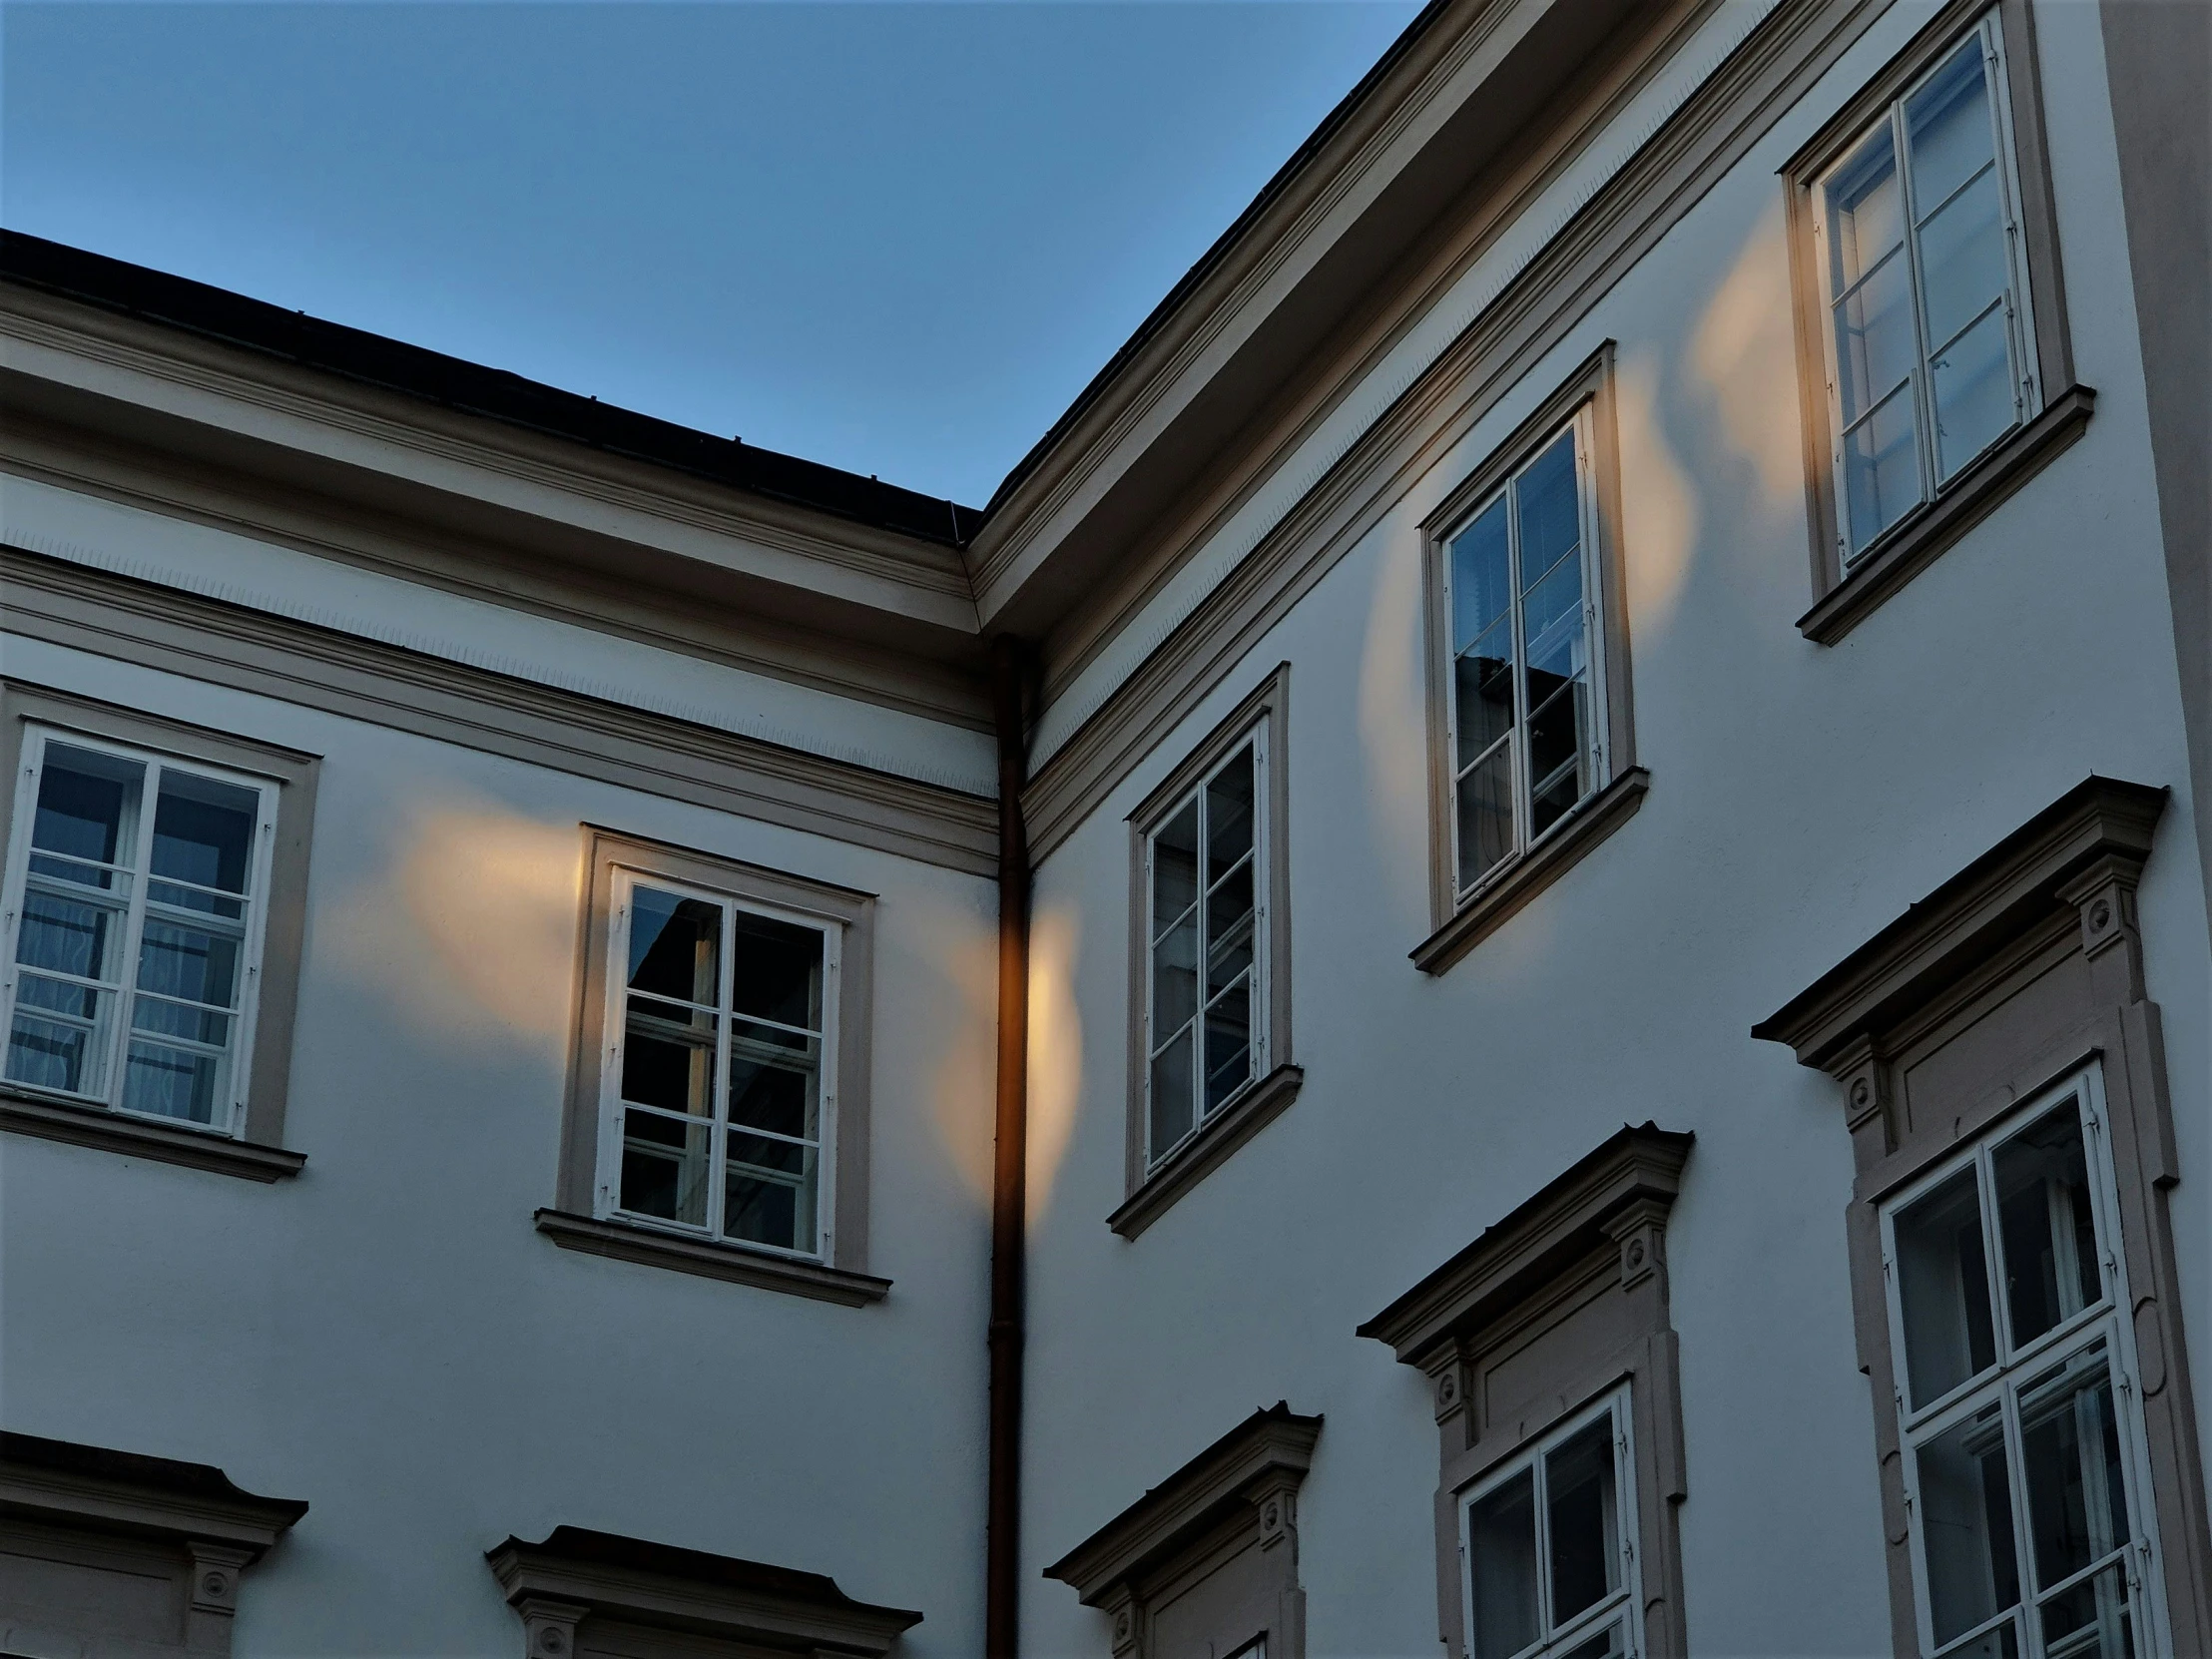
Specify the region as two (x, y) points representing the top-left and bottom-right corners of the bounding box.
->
(985, 635), (1031, 1659)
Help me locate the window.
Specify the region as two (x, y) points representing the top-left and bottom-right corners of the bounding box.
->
(0, 687), (316, 1181)
(1113, 667), (1298, 1239)
(1883, 1068), (2165, 1659)
(540, 829), (884, 1306)
(1462, 1392), (1640, 1659)
(1784, 1), (2091, 642)
(1415, 347), (1642, 977)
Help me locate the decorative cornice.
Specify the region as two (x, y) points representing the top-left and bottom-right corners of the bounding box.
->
(484, 1526), (921, 1658)
(1357, 1123), (1693, 1366)
(1751, 777), (2168, 1075)
(1042, 1403), (1323, 1605)
(0, 1430), (307, 1553)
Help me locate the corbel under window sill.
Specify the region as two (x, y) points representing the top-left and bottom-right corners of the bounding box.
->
(1411, 767), (1651, 977)
(1799, 384), (2096, 645)
(533, 1209), (890, 1307)
(1108, 1063), (1305, 1241)
(0, 1087), (305, 1182)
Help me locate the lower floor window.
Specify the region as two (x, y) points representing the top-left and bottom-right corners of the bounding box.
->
(1462, 1389), (1640, 1659)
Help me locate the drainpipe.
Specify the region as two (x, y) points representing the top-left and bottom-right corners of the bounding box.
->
(985, 634), (1031, 1659)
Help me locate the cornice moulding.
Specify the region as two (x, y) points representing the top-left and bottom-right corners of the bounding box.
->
(0, 1431), (307, 1553)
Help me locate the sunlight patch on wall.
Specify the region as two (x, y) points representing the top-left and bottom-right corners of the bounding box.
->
(1691, 198), (1806, 513)
(924, 898), (1000, 1212)
(327, 799), (580, 1049)
(1614, 349), (1700, 637)
(1359, 521), (1434, 923)
(1024, 903), (1084, 1226)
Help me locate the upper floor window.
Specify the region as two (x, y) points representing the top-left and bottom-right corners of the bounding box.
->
(2, 726), (276, 1133)
(1816, 17), (2037, 561)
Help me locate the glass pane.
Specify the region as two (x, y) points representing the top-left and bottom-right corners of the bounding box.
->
(6, 976), (116, 1095)
(31, 745), (143, 869)
(150, 771), (259, 898)
(1148, 1024), (1195, 1159)
(1827, 120), (1907, 294)
(1456, 620), (1517, 769)
(1994, 1103), (2104, 1349)
(1205, 859), (1255, 998)
(1151, 801), (1200, 942)
(1151, 903), (1199, 1044)
(1918, 1400), (2022, 1645)
(1206, 747), (1256, 873)
(121, 1040), (225, 1124)
(136, 919), (241, 1010)
(1515, 432), (1581, 586)
(1526, 679), (1589, 839)
(1907, 38), (1997, 217)
(1545, 1416), (1621, 1627)
(1553, 1624), (1627, 1659)
(725, 1135), (819, 1253)
(620, 1000), (716, 1116)
(1844, 378), (1924, 556)
(131, 993), (231, 1048)
(1466, 1468), (1540, 1659)
(1917, 170), (2008, 355)
(618, 1107), (710, 1226)
(1932, 304), (2015, 480)
(729, 909), (824, 1031)
(1834, 249), (1919, 427)
(728, 1021), (819, 1139)
(2018, 1344), (2130, 1593)
(1451, 497), (1512, 652)
(627, 886), (721, 1005)
(1936, 1624), (2021, 1659)
(1521, 558), (1586, 689)
(2037, 1562), (2134, 1659)
(1895, 1166), (1999, 1407)
(16, 889), (126, 981)
(1203, 977), (1252, 1116)
(1456, 744), (1516, 893)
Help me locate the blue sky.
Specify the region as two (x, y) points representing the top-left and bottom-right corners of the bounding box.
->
(2, 2), (1420, 505)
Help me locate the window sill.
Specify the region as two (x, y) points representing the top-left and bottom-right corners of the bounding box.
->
(1799, 385), (2096, 645)
(0, 1088), (304, 1182)
(1411, 767), (1650, 977)
(1108, 1063), (1305, 1241)
(533, 1209), (890, 1306)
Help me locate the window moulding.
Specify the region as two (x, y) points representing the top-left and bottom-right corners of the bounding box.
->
(1752, 775), (2212, 1655)
(1359, 1123), (1694, 1659)
(1043, 1402), (1323, 1659)
(532, 1210), (888, 1307)
(0, 1429), (307, 1659)
(483, 1526), (920, 1659)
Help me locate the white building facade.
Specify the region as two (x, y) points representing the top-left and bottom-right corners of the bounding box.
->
(1, 2), (2205, 1657)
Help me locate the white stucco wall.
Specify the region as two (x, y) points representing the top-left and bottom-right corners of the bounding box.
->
(1017, 2), (2211, 1654)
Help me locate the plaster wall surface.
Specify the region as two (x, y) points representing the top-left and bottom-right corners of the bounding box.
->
(1017, 1), (2212, 1653)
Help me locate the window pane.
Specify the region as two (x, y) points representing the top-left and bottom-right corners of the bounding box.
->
(728, 1021), (819, 1140)
(1515, 432), (1581, 585)
(1526, 679), (1589, 839)
(618, 1108), (711, 1226)
(1456, 744), (1515, 893)
(627, 887), (721, 1005)
(1918, 1400), (2022, 1645)
(1906, 39), (1997, 218)
(1827, 121), (1907, 294)
(1205, 858), (1255, 999)
(150, 771), (259, 897)
(1456, 622), (1517, 769)
(136, 919), (241, 1010)
(1545, 1416), (1621, 1627)
(1844, 379), (1924, 556)
(6, 976), (115, 1095)
(1936, 1625), (2021, 1659)
(1994, 1103), (2104, 1349)
(17, 890), (126, 982)
(1151, 801), (1200, 942)
(2018, 1344), (2130, 1593)
(122, 1040), (225, 1124)
(729, 909), (824, 1031)
(130, 993), (230, 1048)
(726, 1134), (819, 1253)
(1203, 977), (1252, 1115)
(1151, 903), (1199, 1043)
(1451, 497), (1512, 652)
(31, 745), (142, 868)
(621, 1000), (717, 1116)
(1205, 747), (1256, 873)
(1521, 558), (1586, 688)
(1834, 249), (1919, 428)
(1932, 304), (2015, 480)
(1553, 1624), (1627, 1659)
(1916, 171), (2007, 356)
(1467, 1468), (1540, 1659)
(1895, 1166), (1999, 1407)
(2037, 1563), (2134, 1659)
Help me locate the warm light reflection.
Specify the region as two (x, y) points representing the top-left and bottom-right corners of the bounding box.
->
(1613, 350), (1700, 634)
(1691, 198), (1806, 510)
(1024, 904), (1083, 1225)
(923, 898), (1000, 1209)
(327, 800), (581, 1047)
(1359, 521), (1435, 922)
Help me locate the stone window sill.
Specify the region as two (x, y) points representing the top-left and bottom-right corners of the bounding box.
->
(1108, 1063), (1305, 1240)
(1799, 385), (2095, 645)
(1412, 767), (1650, 976)
(0, 1087), (304, 1182)
(533, 1209), (890, 1306)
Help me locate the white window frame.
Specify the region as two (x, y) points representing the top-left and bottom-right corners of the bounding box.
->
(593, 864), (842, 1265)
(1139, 719), (1271, 1172)
(1811, 10), (2041, 568)
(1881, 1062), (2173, 1659)
(1437, 404), (1613, 902)
(0, 724), (279, 1138)
(1457, 1386), (1645, 1659)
